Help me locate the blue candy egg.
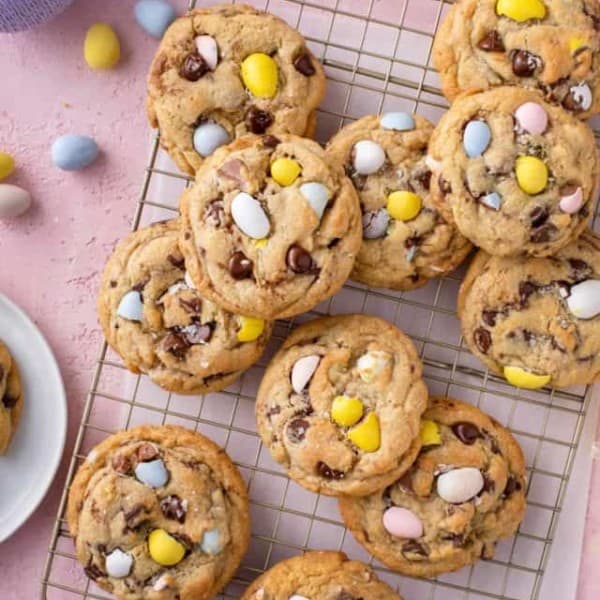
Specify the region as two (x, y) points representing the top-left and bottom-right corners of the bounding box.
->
(480, 192), (502, 211)
(380, 112), (415, 132)
(200, 528), (222, 555)
(117, 290), (144, 322)
(134, 458), (169, 488)
(51, 135), (99, 171)
(135, 0), (176, 39)
(463, 120), (491, 158)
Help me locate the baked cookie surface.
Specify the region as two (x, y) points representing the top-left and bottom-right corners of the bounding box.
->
(0, 340), (23, 455)
(339, 397), (527, 578)
(147, 3), (326, 175)
(255, 315), (428, 497)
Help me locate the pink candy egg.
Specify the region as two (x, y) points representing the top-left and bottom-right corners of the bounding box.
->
(515, 102), (548, 135)
(559, 187), (584, 214)
(383, 507), (423, 539)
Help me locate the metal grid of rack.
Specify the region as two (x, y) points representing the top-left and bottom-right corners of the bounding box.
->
(40, 1), (600, 598)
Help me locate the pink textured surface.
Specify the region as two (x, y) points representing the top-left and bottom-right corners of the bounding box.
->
(0, 0), (598, 598)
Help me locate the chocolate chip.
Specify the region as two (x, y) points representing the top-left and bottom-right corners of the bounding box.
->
(204, 200), (225, 227)
(178, 297), (202, 314)
(181, 322), (213, 345)
(132, 279), (148, 293)
(286, 418), (309, 443)
(84, 563), (104, 581)
(511, 50), (542, 77)
(503, 476), (522, 498)
(286, 244), (316, 274)
(112, 454), (132, 474)
(229, 251), (253, 280)
(530, 206), (549, 228)
(294, 53), (316, 76)
(452, 422), (482, 445)
(531, 223), (557, 243)
(473, 328), (492, 354)
(262, 134), (281, 148)
(160, 495), (187, 523)
(439, 175), (452, 195)
(137, 443), (159, 462)
(401, 540), (429, 558)
(415, 170), (432, 190)
(481, 474), (496, 494)
(245, 107), (273, 134)
(110, 280), (117, 288)
(180, 52), (209, 81)
(162, 331), (191, 359)
(519, 281), (538, 305)
(482, 310), (499, 327)
(2, 394), (18, 408)
(478, 31), (505, 52)
(166, 254), (185, 270)
(328, 237), (341, 248)
(316, 461), (345, 479)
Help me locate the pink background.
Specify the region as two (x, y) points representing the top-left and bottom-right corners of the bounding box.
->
(0, 0), (598, 598)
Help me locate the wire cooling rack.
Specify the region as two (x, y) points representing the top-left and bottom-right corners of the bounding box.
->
(41, 1), (600, 599)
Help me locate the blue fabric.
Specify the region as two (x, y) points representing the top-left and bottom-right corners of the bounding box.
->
(0, 0), (74, 32)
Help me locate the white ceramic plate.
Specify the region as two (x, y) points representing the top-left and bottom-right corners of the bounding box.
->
(0, 294), (67, 542)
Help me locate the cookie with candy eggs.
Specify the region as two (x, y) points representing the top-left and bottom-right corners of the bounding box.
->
(98, 219), (272, 394)
(339, 397), (527, 578)
(0, 339), (23, 455)
(146, 3), (326, 175)
(180, 134), (362, 320)
(433, 0), (600, 119)
(428, 87), (599, 257)
(326, 113), (472, 290)
(459, 229), (600, 389)
(255, 314), (428, 496)
(67, 425), (249, 599)
(240, 551), (403, 599)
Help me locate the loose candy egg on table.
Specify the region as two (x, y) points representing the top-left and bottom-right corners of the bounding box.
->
(383, 506), (424, 539)
(352, 140), (386, 175)
(52, 135), (99, 171)
(84, 23), (120, 69)
(135, 458), (169, 488)
(241, 53), (279, 99)
(291, 355), (320, 393)
(105, 548), (133, 578)
(300, 182), (329, 220)
(463, 120), (491, 158)
(271, 158), (301, 186)
(237, 316), (265, 342)
(148, 529), (186, 566)
(437, 467), (484, 504)
(135, 0), (176, 39)
(231, 192), (270, 239)
(193, 122), (230, 157)
(503, 366), (550, 389)
(331, 395), (364, 427)
(567, 280), (600, 319)
(0, 151), (15, 180)
(0, 184), (31, 218)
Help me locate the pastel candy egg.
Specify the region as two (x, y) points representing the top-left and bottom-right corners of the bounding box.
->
(84, 23), (121, 70)
(480, 192), (502, 211)
(331, 396), (364, 427)
(241, 53), (278, 99)
(117, 291), (144, 321)
(52, 135), (99, 171)
(515, 156), (548, 194)
(291, 355), (320, 393)
(347, 412), (381, 452)
(514, 102), (548, 135)
(135, 458), (169, 488)
(0, 151), (15, 180)
(496, 0), (547, 22)
(559, 186), (584, 214)
(289, 596), (310, 600)
(195, 35), (218, 70)
(382, 507), (424, 539)
(437, 467), (484, 504)
(300, 182), (329, 220)
(380, 112), (415, 131)
(504, 366), (550, 389)
(237, 316), (265, 342)
(135, 0), (176, 39)
(352, 140), (386, 175)
(148, 529), (186, 566)
(0, 184), (31, 218)
(356, 350), (390, 382)
(271, 158), (301, 186)
(362, 208), (390, 239)
(200, 528), (222, 555)
(105, 548), (133, 578)
(567, 280), (600, 319)
(387, 191), (422, 221)
(420, 420), (441, 447)
(193, 122), (230, 157)
(231, 192), (270, 239)
(567, 82), (593, 112)
(463, 120), (491, 158)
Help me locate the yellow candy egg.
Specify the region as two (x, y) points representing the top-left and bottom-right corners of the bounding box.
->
(504, 366), (551, 390)
(386, 191), (422, 222)
(347, 412), (381, 453)
(148, 529), (186, 566)
(420, 420), (441, 447)
(515, 156), (548, 195)
(84, 23), (121, 70)
(0, 152), (15, 181)
(271, 158), (301, 187)
(241, 53), (278, 99)
(331, 396), (364, 427)
(237, 316), (265, 342)
(254, 238), (268, 249)
(496, 0), (547, 23)
(569, 37), (586, 55)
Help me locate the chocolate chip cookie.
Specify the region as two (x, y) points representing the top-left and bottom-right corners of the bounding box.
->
(147, 4), (326, 175)
(255, 315), (428, 497)
(433, 0), (600, 119)
(241, 551), (403, 599)
(428, 87), (599, 257)
(67, 424), (249, 600)
(98, 219), (272, 394)
(326, 113), (472, 290)
(180, 135), (362, 320)
(459, 229), (600, 389)
(339, 397), (527, 578)
(0, 340), (23, 454)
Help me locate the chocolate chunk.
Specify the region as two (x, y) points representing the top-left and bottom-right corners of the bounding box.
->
(316, 461), (345, 479)
(482, 310), (499, 327)
(438, 175), (452, 195)
(179, 297), (202, 314)
(401, 540), (429, 558)
(180, 52), (209, 81)
(294, 53), (316, 76)
(568, 258), (590, 274)
(2, 394), (17, 408)
(262, 134), (281, 148)
(160, 494), (187, 523)
(511, 50), (542, 77)
(530, 206), (549, 228)
(481, 474), (496, 494)
(328, 238), (341, 248)
(266, 405), (281, 418)
(167, 254), (185, 270)
(503, 476), (522, 498)
(182, 322), (213, 345)
(286, 244), (316, 274)
(397, 469), (414, 493)
(563, 86), (587, 112)
(132, 279), (148, 293)
(473, 328), (492, 354)
(162, 331), (191, 359)
(112, 454), (132, 474)
(286, 418), (310, 443)
(519, 281), (538, 305)
(452, 422), (482, 445)
(478, 31), (505, 52)
(84, 564), (104, 581)
(415, 170), (432, 190)
(124, 504), (145, 529)
(531, 223), (557, 243)
(442, 533), (465, 548)
(137, 443), (159, 462)
(204, 200), (225, 227)
(229, 251), (253, 280)
(245, 107), (273, 134)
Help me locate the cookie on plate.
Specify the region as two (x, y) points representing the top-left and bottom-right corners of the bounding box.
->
(459, 229), (600, 389)
(339, 397), (527, 578)
(241, 551), (403, 599)
(147, 3), (326, 175)
(255, 315), (428, 496)
(67, 424), (249, 600)
(433, 0), (600, 119)
(0, 340), (23, 454)
(98, 219), (272, 394)
(326, 112), (472, 290)
(428, 87), (599, 257)
(180, 134), (362, 320)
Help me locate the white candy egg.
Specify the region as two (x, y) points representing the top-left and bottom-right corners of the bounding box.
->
(437, 467), (484, 504)
(300, 182), (330, 220)
(105, 548), (133, 578)
(231, 192), (270, 239)
(117, 291), (144, 322)
(352, 140), (386, 175)
(291, 355), (320, 393)
(567, 280), (600, 319)
(0, 184), (31, 218)
(356, 350), (390, 382)
(193, 121), (230, 157)
(195, 35), (218, 70)
(200, 528), (222, 555)
(134, 458), (169, 488)
(289, 596), (310, 600)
